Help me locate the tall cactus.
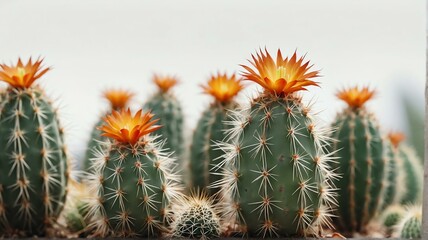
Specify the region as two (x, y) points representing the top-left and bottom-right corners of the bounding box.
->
(86, 108), (182, 237)
(0, 58), (69, 236)
(82, 89), (134, 172)
(330, 86), (384, 235)
(143, 75), (184, 158)
(190, 73), (243, 194)
(216, 49), (338, 237)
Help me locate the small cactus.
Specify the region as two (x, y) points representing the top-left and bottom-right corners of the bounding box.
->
(143, 74), (184, 158)
(82, 89), (134, 172)
(86, 108), (182, 237)
(216, 49), (338, 237)
(393, 205), (422, 239)
(330, 86), (384, 234)
(379, 204), (405, 235)
(62, 180), (91, 236)
(0, 58), (69, 236)
(190, 73), (243, 194)
(170, 190), (221, 239)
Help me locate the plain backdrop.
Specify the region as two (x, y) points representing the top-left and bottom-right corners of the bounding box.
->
(0, 0), (425, 164)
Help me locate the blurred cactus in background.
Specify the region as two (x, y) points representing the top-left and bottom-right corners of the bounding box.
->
(0, 58), (69, 236)
(329, 86), (384, 236)
(216, 49), (338, 237)
(85, 108), (182, 237)
(82, 89), (134, 173)
(143, 74), (184, 163)
(401, 93), (424, 163)
(190, 73), (243, 195)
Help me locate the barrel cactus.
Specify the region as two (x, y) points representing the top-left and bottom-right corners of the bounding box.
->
(190, 72), (243, 194)
(170, 190), (221, 239)
(143, 74), (184, 158)
(330, 86), (384, 235)
(0, 58), (69, 236)
(216, 49), (338, 237)
(82, 89), (134, 172)
(393, 205), (422, 239)
(85, 108), (182, 237)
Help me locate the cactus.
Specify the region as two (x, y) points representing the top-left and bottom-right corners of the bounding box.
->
(380, 204), (405, 235)
(170, 190), (221, 239)
(0, 58), (69, 236)
(143, 75), (184, 158)
(380, 133), (423, 211)
(215, 49), (338, 237)
(82, 89), (134, 172)
(330, 86), (384, 234)
(189, 73), (243, 194)
(63, 180), (91, 236)
(86, 108), (182, 237)
(394, 205), (422, 239)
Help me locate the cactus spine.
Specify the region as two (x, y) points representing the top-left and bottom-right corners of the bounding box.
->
(394, 205), (422, 239)
(86, 108), (182, 237)
(0, 58), (69, 236)
(143, 75), (184, 158)
(82, 89), (134, 172)
(190, 73), (243, 194)
(170, 190), (221, 239)
(216, 49), (337, 237)
(330, 86), (384, 234)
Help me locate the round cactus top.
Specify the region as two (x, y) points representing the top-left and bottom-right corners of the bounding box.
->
(241, 49), (320, 96)
(0, 57), (50, 89)
(103, 89), (134, 110)
(388, 132), (406, 149)
(99, 108), (161, 145)
(336, 86), (375, 109)
(153, 74), (179, 93)
(201, 72), (243, 103)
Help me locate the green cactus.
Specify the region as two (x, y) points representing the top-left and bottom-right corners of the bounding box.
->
(190, 73), (243, 194)
(380, 204), (405, 234)
(63, 181), (91, 236)
(216, 50), (337, 237)
(330, 86), (385, 234)
(143, 75), (184, 158)
(82, 89), (134, 172)
(379, 133), (423, 212)
(171, 190), (221, 239)
(86, 108), (182, 237)
(0, 58), (69, 236)
(395, 205), (422, 239)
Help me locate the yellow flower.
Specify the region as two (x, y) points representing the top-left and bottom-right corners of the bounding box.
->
(99, 108), (161, 145)
(153, 74), (179, 93)
(0, 57), (50, 88)
(201, 72), (243, 103)
(103, 89), (134, 110)
(241, 49), (320, 96)
(336, 86), (375, 109)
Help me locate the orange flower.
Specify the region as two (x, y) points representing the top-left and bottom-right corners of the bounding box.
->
(201, 72), (243, 103)
(99, 108), (162, 145)
(388, 132), (405, 149)
(241, 49), (320, 96)
(103, 89), (134, 110)
(336, 86), (375, 109)
(153, 74), (179, 93)
(0, 57), (50, 88)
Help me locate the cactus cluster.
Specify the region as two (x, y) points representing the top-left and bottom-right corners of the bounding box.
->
(85, 108), (182, 237)
(0, 58), (69, 236)
(190, 73), (243, 195)
(216, 50), (338, 237)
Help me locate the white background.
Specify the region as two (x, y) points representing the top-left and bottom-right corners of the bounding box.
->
(0, 0), (425, 164)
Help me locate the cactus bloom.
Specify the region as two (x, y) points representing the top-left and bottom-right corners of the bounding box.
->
(336, 86), (375, 109)
(103, 89), (134, 110)
(0, 57), (50, 88)
(100, 108), (161, 145)
(241, 49), (320, 96)
(388, 132), (406, 149)
(201, 72), (243, 103)
(153, 74), (179, 93)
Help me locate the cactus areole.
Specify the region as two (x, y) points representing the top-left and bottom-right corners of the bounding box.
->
(216, 49), (337, 237)
(87, 108), (182, 237)
(0, 58), (69, 236)
(190, 73), (243, 194)
(331, 86), (384, 234)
